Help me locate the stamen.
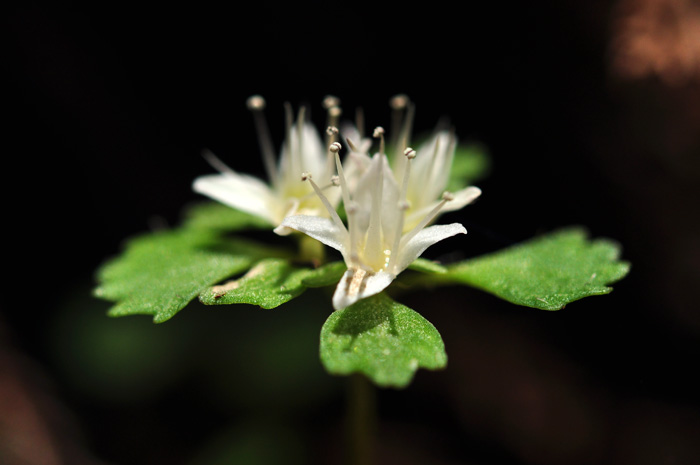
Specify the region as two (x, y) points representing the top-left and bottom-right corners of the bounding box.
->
(333, 145), (359, 263)
(297, 178), (339, 201)
(387, 147), (415, 271)
(201, 149), (236, 175)
(355, 107), (365, 138)
(283, 102), (294, 170)
(373, 126), (386, 155)
(389, 94), (410, 110)
(246, 95), (277, 182)
(400, 191), (455, 249)
(365, 154), (384, 266)
(325, 128), (340, 175)
(322, 95), (340, 109)
(291, 106), (307, 185)
(393, 102), (415, 181)
(246, 95), (266, 110)
(389, 94), (410, 151)
(303, 173), (348, 234)
(326, 107), (342, 145)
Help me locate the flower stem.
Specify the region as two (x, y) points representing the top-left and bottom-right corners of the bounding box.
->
(298, 234), (325, 266)
(346, 374), (376, 465)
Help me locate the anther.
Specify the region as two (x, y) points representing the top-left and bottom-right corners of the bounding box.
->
(323, 95), (341, 109)
(246, 95), (266, 110)
(331, 175), (340, 186)
(399, 200), (411, 211)
(329, 141), (342, 153)
(389, 94), (410, 110)
(442, 191), (455, 201)
(301, 172), (311, 181)
(404, 147), (416, 159)
(328, 106), (342, 118)
(326, 126), (339, 136)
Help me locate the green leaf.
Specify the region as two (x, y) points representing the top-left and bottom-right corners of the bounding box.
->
(94, 228), (274, 322)
(442, 227), (630, 310)
(181, 201), (270, 231)
(199, 259), (345, 308)
(407, 257), (448, 274)
(448, 142), (491, 190)
(320, 293), (447, 388)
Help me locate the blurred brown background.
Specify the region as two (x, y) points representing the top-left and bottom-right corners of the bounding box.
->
(4, 0), (700, 464)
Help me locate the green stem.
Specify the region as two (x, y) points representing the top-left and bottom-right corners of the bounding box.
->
(346, 374), (376, 465)
(298, 234), (326, 265)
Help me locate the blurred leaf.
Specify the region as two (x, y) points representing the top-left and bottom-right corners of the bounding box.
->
(189, 422), (306, 465)
(320, 293), (447, 388)
(407, 257), (448, 274)
(448, 142), (491, 190)
(94, 228), (277, 322)
(442, 227), (631, 310)
(181, 201), (270, 231)
(199, 259), (345, 308)
(52, 292), (191, 401)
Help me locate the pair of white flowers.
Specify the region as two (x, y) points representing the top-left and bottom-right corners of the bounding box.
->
(193, 95), (481, 310)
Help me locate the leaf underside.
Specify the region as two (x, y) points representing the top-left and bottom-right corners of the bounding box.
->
(320, 293), (447, 388)
(443, 227), (630, 310)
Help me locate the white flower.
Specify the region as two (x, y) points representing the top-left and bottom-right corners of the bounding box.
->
(344, 97), (482, 235)
(281, 128), (481, 310)
(192, 95), (341, 235)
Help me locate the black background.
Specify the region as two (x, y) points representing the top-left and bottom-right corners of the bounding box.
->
(5, 1), (700, 464)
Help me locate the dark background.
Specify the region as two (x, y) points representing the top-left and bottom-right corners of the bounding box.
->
(5, 1), (700, 464)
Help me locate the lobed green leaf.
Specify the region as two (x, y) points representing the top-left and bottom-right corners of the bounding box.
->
(320, 293), (447, 388)
(94, 228), (278, 322)
(198, 259), (345, 308)
(442, 227), (630, 310)
(181, 201), (270, 232)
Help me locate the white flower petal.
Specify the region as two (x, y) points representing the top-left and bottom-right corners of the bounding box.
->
(279, 215), (348, 255)
(441, 186), (482, 212)
(193, 173), (278, 223)
(332, 269), (395, 310)
(395, 223), (467, 273)
(404, 186), (481, 230)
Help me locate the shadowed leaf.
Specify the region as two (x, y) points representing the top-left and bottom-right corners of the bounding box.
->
(320, 293), (447, 388)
